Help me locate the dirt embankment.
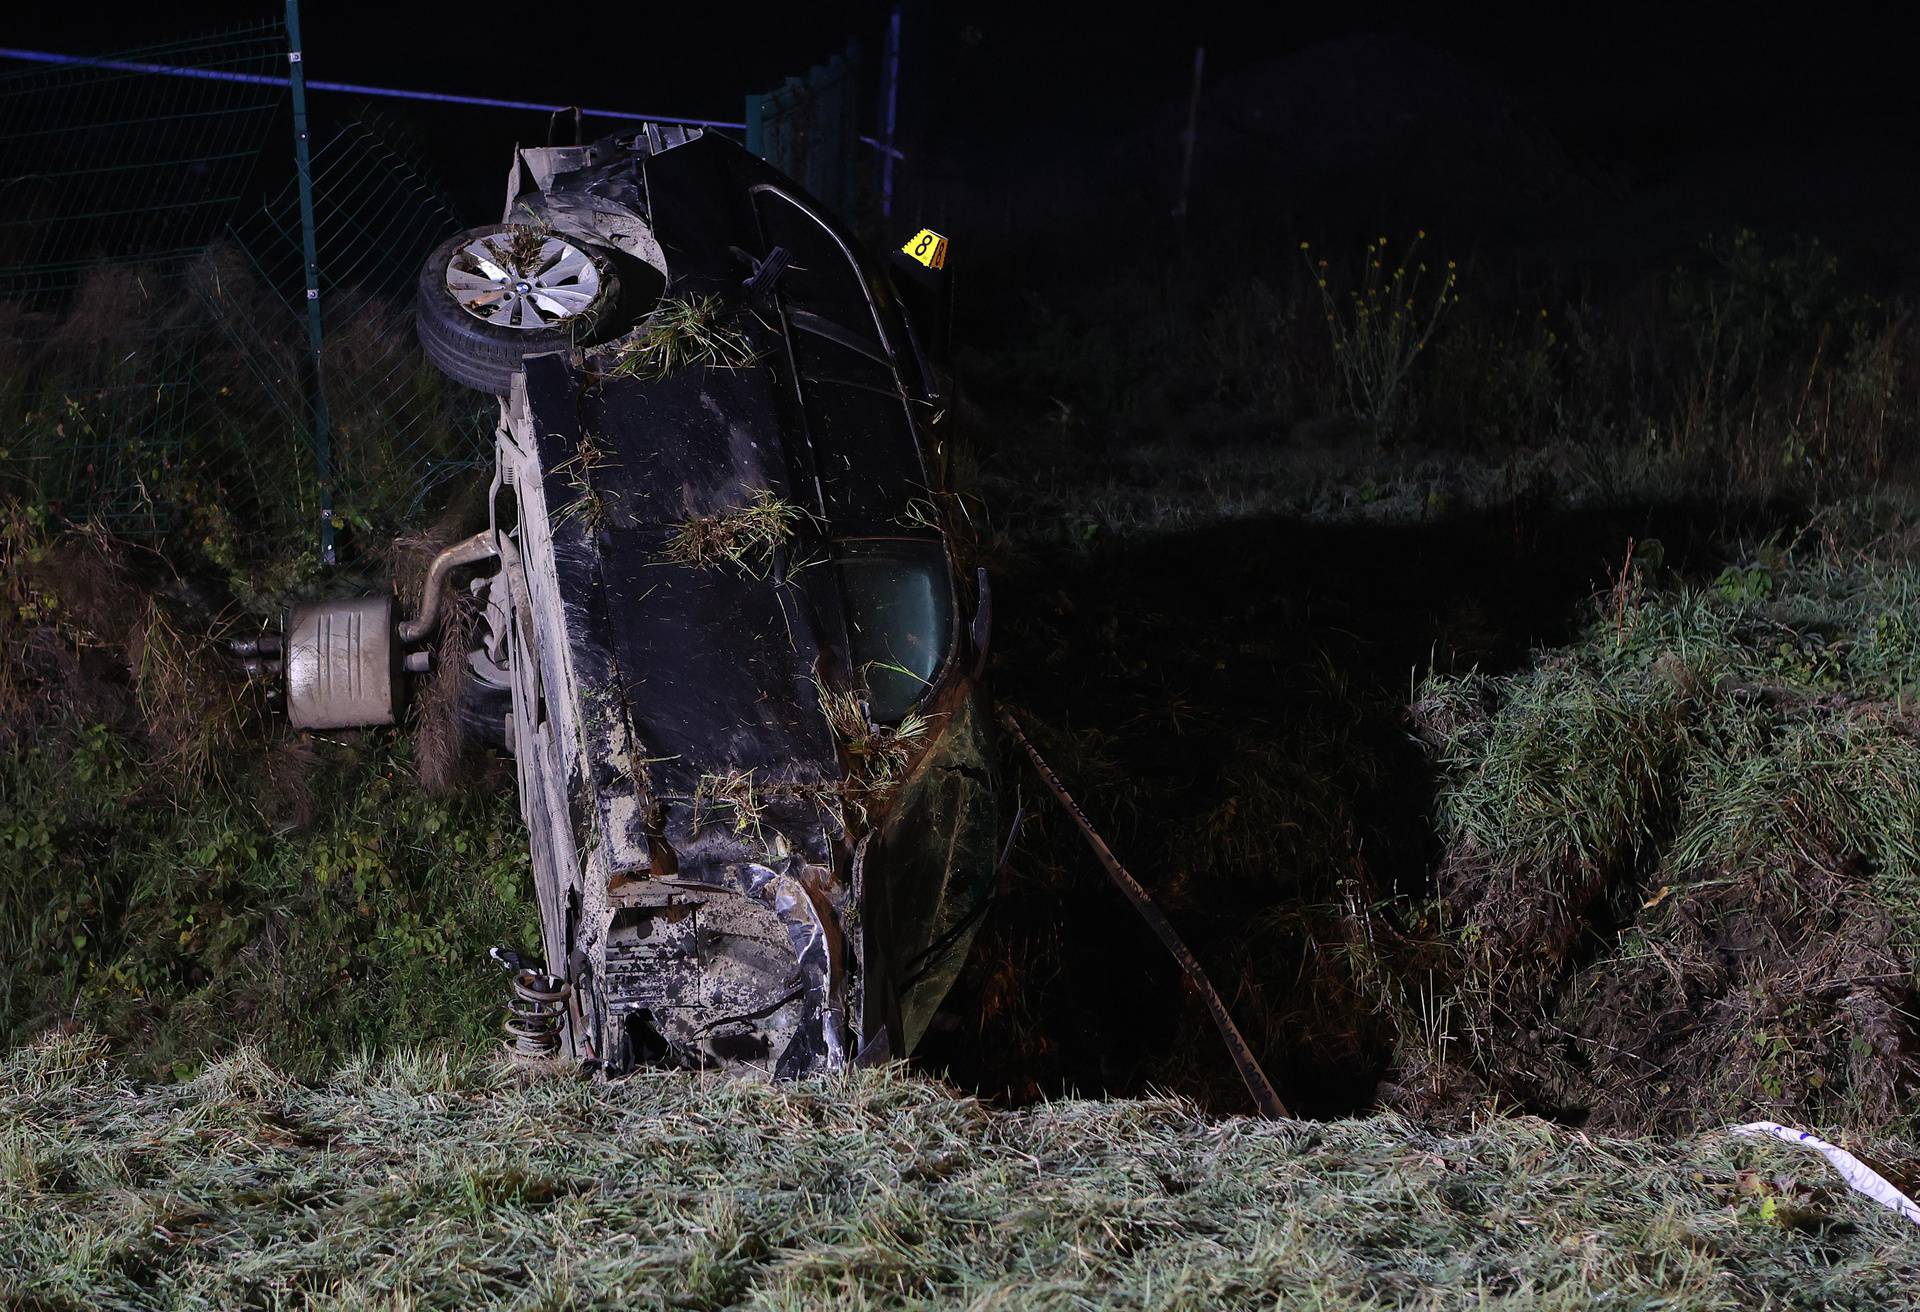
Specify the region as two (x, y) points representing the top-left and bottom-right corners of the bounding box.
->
(1400, 535), (1920, 1132)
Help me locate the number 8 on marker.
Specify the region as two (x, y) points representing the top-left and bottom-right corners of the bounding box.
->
(901, 228), (949, 271)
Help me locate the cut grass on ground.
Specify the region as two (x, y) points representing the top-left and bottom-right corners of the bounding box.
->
(3, 1030), (1915, 1310)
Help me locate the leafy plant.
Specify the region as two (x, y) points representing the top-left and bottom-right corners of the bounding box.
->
(1302, 232), (1460, 433)
(0, 726), (536, 1080)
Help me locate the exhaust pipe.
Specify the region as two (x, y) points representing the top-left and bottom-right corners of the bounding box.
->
(398, 530), (498, 645)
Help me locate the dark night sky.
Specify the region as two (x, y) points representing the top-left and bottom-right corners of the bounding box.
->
(10, 4), (1913, 156)
(7, 3), (1916, 268)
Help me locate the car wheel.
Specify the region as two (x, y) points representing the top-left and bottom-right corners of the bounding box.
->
(417, 223), (623, 395)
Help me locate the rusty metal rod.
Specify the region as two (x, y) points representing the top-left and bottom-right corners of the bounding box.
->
(1000, 710), (1291, 1120)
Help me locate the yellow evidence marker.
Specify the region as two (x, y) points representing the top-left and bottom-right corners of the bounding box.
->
(901, 228), (949, 270)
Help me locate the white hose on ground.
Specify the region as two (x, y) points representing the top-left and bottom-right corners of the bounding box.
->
(1730, 1121), (1920, 1230)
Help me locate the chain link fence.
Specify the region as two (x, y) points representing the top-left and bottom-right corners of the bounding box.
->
(217, 116), (491, 538)
(3, 16), (904, 549)
(0, 24), (486, 548)
(0, 25), (289, 533)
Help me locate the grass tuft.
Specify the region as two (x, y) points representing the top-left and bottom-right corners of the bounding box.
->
(661, 489), (806, 579)
(1412, 531), (1920, 1130)
(816, 683), (936, 830)
(606, 294), (758, 381)
(691, 767), (768, 842)
(552, 435), (616, 532)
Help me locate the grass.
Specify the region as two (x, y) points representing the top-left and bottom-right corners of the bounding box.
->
(691, 767), (768, 841)
(1421, 530), (1920, 928)
(553, 435), (616, 532)
(687, 693), (936, 845)
(661, 489), (808, 579)
(494, 224), (550, 276)
(1410, 522), (1920, 1131)
(2, 255), (488, 555)
(2, 1028), (1914, 1310)
(0, 723), (537, 1083)
(6, 150), (1920, 1304)
(0, 513), (250, 788)
(943, 204), (1920, 1124)
(817, 683), (937, 829)
(606, 294), (759, 382)
(0, 506), (538, 1081)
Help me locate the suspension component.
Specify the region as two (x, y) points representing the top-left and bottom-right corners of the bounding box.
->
(491, 946), (568, 1057)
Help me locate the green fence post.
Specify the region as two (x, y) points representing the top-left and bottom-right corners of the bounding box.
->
(285, 0), (335, 564)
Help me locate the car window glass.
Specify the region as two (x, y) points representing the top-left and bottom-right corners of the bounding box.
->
(837, 541), (954, 722)
(794, 357), (924, 528)
(751, 195), (927, 530)
(751, 190), (891, 361)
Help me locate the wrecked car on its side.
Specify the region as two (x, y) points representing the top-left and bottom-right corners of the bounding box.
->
(265, 126), (997, 1077)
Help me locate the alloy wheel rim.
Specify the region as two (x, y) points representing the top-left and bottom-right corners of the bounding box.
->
(446, 229), (602, 330)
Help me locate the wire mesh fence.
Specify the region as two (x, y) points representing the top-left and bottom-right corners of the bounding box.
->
(217, 116), (491, 536)
(2, 16), (898, 549)
(0, 24), (289, 534)
(0, 24), (486, 548)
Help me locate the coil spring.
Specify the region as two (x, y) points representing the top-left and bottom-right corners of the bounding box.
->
(502, 967), (569, 1057)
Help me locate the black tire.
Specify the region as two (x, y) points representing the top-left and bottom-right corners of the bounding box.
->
(459, 666), (512, 750)
(416, 224), (623, 395)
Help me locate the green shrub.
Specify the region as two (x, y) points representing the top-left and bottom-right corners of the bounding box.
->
(0, 721), (535, 1080)
(1302, 232), (1460, 435)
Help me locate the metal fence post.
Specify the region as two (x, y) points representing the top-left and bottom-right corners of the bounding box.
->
(880, 7), (900, 220)
(285, 0), (335, 564)
(745, 90), (764, 157)
(1173, 45), (1205, 224)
